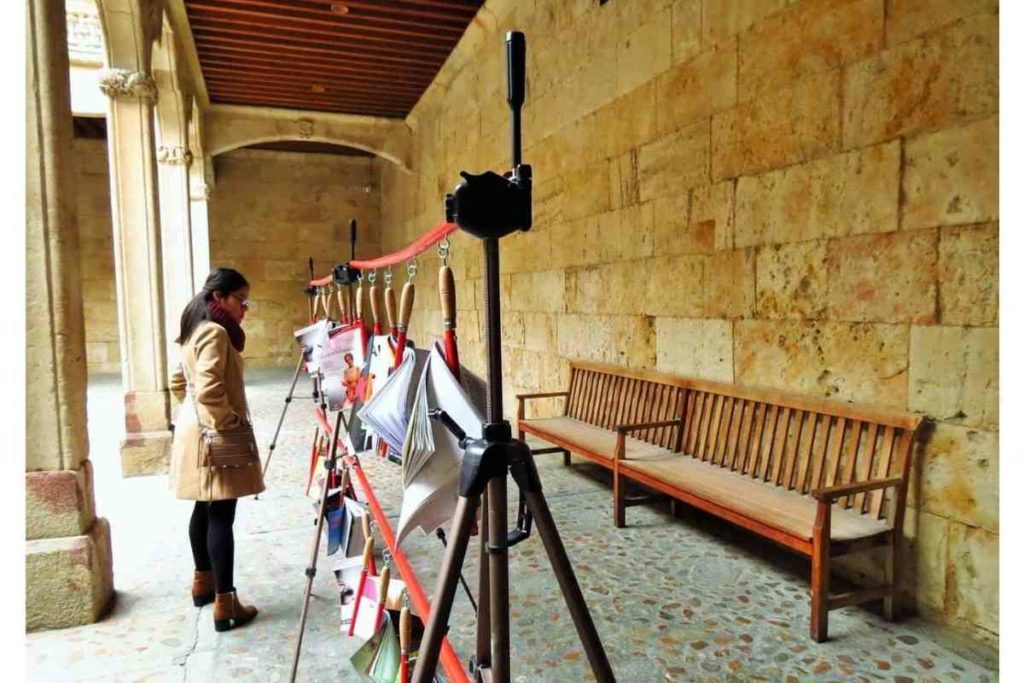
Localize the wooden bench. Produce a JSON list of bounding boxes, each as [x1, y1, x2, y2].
[[517, 361, 923, 642]]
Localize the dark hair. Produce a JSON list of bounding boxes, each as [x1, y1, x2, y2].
[[176, 268, 249, 344]]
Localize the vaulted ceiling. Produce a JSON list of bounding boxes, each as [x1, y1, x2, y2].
[[183, 0, 485, 118]]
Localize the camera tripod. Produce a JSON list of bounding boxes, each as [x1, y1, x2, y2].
[[411, 31, 615, 683]]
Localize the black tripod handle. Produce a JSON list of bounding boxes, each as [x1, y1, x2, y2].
[[428, 408, 468, 447]]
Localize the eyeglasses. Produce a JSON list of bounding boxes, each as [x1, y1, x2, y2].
[[230, 293, 251, 310]]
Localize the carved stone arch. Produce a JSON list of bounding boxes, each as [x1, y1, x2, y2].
[[204, 105, 413, 173]]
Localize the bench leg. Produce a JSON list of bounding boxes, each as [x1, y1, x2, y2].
[[884, 532, 899, 621], [612, 469, 625, 528], [562, 449, 571, 466], [810, 504, 831, 643]]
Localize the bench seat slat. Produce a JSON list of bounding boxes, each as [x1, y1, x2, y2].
[[621, 457, 890, 543], [521, 416, 676, 464]]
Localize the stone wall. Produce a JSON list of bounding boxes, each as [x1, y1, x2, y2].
[[208, 148, 382, 367], [377, 0, 999, 644], [73, 137, 119, 375]]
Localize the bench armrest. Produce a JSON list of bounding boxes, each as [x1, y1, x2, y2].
[[615, 419, 683, 435], [812, 476, 903, 502], [516, 391, 568, 421], [515, 391, 569, 400]]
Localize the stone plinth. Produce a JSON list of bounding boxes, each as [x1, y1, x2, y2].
[[120, 430, 172, 477]]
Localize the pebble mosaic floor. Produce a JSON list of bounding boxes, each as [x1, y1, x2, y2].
[[26, 369, 998, 682]]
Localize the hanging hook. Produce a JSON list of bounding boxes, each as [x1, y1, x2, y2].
[[437, 235, 451, 266], [368, 270, 377, 284], [384, 266, 393, 287], [407, 257, 418, 280], [382, 547, 393, 569]]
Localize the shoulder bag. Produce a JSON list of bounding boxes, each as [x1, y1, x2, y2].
[[180, 361, 259, 468]]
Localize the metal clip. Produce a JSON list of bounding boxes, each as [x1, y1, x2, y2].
[[402, 589, 411, 611], [437, 235, 451, 265], [407, 257, 418, 280], [368, 270, 377, 284], [384, 267, 393, 287], [382, 547, 393, 568]]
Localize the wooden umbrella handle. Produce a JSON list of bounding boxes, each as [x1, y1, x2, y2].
[[369, 283, 382, 326], [398, 282, 415, 332], [438, 265, 456, 329], [354, 281, 364, 320], [400, 605, 411, 649], [384, 285, 397, 331], [361, 536, 374, 570], [361, 512, 371, 539]]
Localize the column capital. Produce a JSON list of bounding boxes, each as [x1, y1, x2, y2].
[[98, 68, 157, 103], [189, 181, 212, 201], [156, 144, 193, 166]]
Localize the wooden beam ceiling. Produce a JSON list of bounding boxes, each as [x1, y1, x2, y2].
[[184, 0, 484, 118]]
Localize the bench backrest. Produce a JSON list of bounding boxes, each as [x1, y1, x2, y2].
[[566, 362, 923, 521]]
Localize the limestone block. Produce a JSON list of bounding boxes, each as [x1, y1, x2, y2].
[[120, 430, 172, 477], [885, 0, 998, 46], [608, 150, 640, 210], [501, 310, 525, 348], [948, 522, 998, 635], [591, 80, 659, 160], [903, 507, 949, 612], [556, 314, 656, 368], [842, 13, 997, 148], [938, 223, 998, 326], [567, 262, 647, 315], [562, 162, 611, 221], [655, 318, 733, 382], [705, 249, 755, 320], [638, 120, 710, 201], [533, 175, 565, 227], [739, 0, 883, 102], [909, 326, 997, 430], [601, 204, 654, 262], [655, 39, 737, 135], [711, 71, 840, 181], [690, 181, 735, 250], [505, 270, 566, 314], [734, 320, 909, 406], [701, 0, 788, 47], [26, 517, 114, 631], [734, 142, 899, 247], [616, 9, 672, 97], [643, 255, 705, 317], [25, 461, 97, 541], [523, 312, 556, 353], [826, 229, 938, 324], [123, 389, 171, 433], [919, 423, 997, 532], [903, 117, 999, 231], [755, 241, 828, 320], [669, 0, 701, 65]]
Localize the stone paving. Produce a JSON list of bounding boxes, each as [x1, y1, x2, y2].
[[27, 369, 997, 682]]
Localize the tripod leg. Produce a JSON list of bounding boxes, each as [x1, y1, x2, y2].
[[523, 488, 616, 683], [487, 477, 511, 683], [411, 495, 481, 683], [260, 353, 306, 486], [475, 491, 491, 675], [289, 455, 332, 682]]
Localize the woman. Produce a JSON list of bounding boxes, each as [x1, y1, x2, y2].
[[170, 268, 264, 632]]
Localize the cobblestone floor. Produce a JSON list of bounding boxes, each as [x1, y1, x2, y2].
[[27, 368, 997, 682]]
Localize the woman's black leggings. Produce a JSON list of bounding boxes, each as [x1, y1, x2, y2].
[[189, 499, 238, 594]]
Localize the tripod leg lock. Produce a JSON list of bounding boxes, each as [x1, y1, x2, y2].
[[305, 567, 316, 578]]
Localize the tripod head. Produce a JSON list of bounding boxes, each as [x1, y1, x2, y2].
[[444, 31, 532, 241]]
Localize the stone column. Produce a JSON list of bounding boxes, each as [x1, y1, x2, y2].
[[189, 163, 212, 289], [99, 58, 173, 474], [26, 0, 113, 630], [154, 29, 198, 365]]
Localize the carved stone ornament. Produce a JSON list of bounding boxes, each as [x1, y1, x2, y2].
[[98, 69, 158, 103], [190, 182, 212, 201], [297, 118, 314, 139], [157, 145, 194, 166]]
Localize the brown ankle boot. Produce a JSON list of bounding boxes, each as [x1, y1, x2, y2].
[[213, 590, 258, 632], [192, 570, 215, 607]]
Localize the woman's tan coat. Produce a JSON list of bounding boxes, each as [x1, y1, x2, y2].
[[169, 321, 265, 501]]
